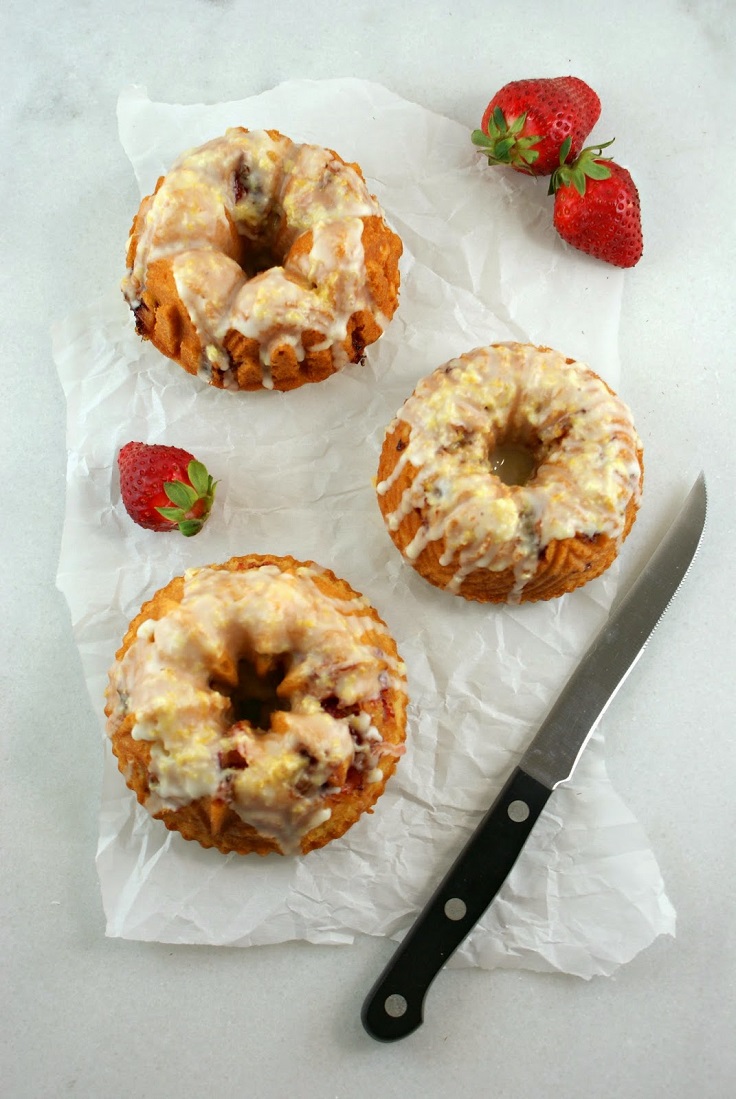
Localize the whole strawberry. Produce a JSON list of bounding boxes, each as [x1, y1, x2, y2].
[[118, 442, 217, 536], [550, 140, 643, 268], [472, 76, 601, 176]]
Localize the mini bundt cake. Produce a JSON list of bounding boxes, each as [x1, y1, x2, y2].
[[376, 342, 643, 603], [123, 128, 403, 391], [104, 555, 408, 855]]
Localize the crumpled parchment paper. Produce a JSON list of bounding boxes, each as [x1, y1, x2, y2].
[[53, 78, 674, 976]]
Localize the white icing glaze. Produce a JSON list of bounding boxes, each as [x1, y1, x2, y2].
[[122, 129, 391, 388], [377, 343, 642, 600], [105, 563, 405, 854]]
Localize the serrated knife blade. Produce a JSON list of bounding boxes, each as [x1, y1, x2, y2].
[[362, 473, 707, 1043]]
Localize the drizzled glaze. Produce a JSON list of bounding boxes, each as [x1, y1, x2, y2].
[[122, 129, 390, 389], [376, 343, 643, 601], [105, 563, 406, 854]]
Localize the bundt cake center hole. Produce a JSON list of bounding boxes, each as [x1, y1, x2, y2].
[[488, 442, 538, 486], [212, 656, 290, 728], [239, 240, 284, 279]]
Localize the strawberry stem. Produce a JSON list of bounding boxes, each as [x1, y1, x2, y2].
[[549, 138, 616, 197], [471, 108, 542, 171], [155, 459, 218, 536]]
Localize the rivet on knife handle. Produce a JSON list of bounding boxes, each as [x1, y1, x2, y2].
[[361, 767, 552, 1042]]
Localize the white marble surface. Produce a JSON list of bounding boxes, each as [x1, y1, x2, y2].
[[3, 2, 734, 1096]]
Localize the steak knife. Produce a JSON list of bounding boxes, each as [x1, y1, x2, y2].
[[362, 472, 707, 1042]]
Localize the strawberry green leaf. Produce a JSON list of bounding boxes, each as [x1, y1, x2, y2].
[[494, 137, 516, 158], [187, 460, 212, 496], [164, 480, 199, 510], [584, 160, 613, 181], [156, 506, 186, 522], [179, 519, 204, 537], [571, 168, 588, 196], [471, 129, 494, 148]]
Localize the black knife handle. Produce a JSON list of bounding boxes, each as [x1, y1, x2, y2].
[[361, 767, 552, 1042]]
